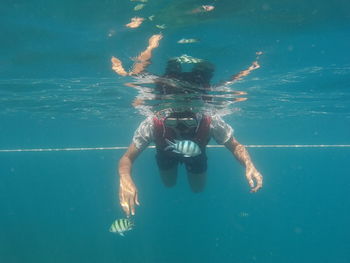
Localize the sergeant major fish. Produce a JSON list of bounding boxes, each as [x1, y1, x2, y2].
[[174, 54, 203, 64], [155, 24, 166, 29], [177, 38, 199, 44], [134, 4, 145, 11], [109, 218, 134, 236], [165, 139, 201, 157]]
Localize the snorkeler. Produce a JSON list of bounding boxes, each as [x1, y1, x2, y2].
[[115, 58, 263, 217]]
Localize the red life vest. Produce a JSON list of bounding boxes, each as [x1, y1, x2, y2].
[[153, 115, 211, 151]]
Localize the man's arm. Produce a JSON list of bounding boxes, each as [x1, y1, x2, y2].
[[111, 34, 163, 77], [118, 143, 144, 216], [130, 34, 163, 75], [213, 52, 262, 88], [224, 137, 263, 192]]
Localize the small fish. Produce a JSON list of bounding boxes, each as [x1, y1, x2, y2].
[[134, 4, 145, 11], [177, 38, 199, 44], [190, 5, 215, 14], [148, 15, 155, 21], [239, 212, 249, 217], [174, 54, 203, 64], [107, 29, 116, 38], [165, 139, 201, 157], [202, 5, 215, 12], [109, 218, 134, 236], [131, 0, 147, 2], [155, 24, 166, 29]]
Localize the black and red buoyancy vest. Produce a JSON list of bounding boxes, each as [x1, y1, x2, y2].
[[153, 115, 211, 152]]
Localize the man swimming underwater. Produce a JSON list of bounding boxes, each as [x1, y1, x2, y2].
[[113, 47, 263, 216]]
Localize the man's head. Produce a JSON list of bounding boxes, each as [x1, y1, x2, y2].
[[191, 61, 215, 85], [164, 59, 215, 86], [164, 110, 200, 133]]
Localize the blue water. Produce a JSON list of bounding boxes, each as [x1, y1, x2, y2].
[[1, 0, 350, 262]]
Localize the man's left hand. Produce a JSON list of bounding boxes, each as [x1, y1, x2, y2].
[[245, 165, 263, 192]]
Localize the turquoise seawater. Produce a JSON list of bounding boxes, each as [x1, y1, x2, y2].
[[1, 0, 350, 262]]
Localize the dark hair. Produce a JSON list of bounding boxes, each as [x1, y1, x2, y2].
[[192, 61, 215, 74], [168, 110, 196, 119], [164, 59, 214, 84], [157, 59, 214, 99], [164, 59, 182, 78], [191, 61, 215, 83]]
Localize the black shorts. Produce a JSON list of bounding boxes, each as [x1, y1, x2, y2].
[[156, 150, 207, 174]]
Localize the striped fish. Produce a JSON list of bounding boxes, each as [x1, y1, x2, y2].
[[155, 24, 166, 29], [174, 54, 203, 64], [109, 218, 134, 236], [134, 4, 145, 11], [165, 139, 201, 157], [177, 38, 199, 44]]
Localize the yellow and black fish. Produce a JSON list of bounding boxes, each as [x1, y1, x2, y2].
[[165, 139, 201, 157], [134, 4, 145, 11], [177, 38, 199, 44], [174, 54, 203, 64], [109, 218, 134, 236]]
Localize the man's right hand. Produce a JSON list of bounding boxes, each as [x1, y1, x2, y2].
[[119, 175, 139, 217]]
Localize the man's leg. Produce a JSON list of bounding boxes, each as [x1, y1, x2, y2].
[[185, 153, 207, 192], [156, 151, 179, 188], [187, 171, 206, 192], [159, 166, 178, 188]]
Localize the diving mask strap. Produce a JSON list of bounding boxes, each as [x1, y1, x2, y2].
[[195, 113, 202, 133]]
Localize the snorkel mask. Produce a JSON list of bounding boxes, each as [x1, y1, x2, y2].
[[164, 117, 198, 129], [163, 110, 202, 132]]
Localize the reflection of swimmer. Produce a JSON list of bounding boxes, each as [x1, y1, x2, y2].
[[190, 5, 215, 14], [116, 60, 263, 217], [111, 34, 163, 76], [216, 61, 261, 87], [125, 17, 144, 28], [133, 4, 145, 11], [177, 38, 200, 44], [125, 55, 261, 109]]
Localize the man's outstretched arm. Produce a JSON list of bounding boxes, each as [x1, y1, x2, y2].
[[111, 34, 163, 77], [214, 52, 262, 88], [224, 137, 263, 192], [118, 143, 144, 216], [130, 34, 163, 75]]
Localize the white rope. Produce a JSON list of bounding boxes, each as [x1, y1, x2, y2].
[[0, 144, 349, 153]]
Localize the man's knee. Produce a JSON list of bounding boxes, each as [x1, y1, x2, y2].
[[159, 167, 178, 188], [187, 172, 206, 193]]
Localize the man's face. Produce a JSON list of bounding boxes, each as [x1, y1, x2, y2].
[[164, 117, 198, 133]]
